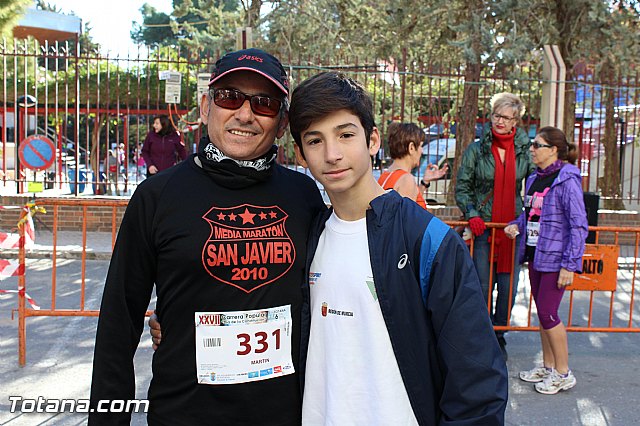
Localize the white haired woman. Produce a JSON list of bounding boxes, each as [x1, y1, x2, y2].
[[455, 92, 535, 360]]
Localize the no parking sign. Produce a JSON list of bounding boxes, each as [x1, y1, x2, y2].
[[18, 135, 56, 171]]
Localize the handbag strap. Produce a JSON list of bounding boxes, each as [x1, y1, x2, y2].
[[477, 190, 494, 211]]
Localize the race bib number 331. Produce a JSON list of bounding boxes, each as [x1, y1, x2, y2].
[[195, 305, 294, 385]]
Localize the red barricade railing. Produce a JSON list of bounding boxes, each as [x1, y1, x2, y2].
[[2, 199, 153, 366], [447, 221, 640, 333], [6, 202, 640, 366]]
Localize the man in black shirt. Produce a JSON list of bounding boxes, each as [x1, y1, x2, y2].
[[89, 49, 326, 425]]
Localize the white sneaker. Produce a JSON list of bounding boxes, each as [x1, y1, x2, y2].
[[535, 370, 576, 395], [519, 366, 552, 383]]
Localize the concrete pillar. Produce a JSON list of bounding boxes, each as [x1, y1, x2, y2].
[[236, 27, 253, 50], [541, 45, 566, 128]]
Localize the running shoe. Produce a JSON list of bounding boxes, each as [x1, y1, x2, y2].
[[519, 366, 552, 383], [535, 370, 576, 395]]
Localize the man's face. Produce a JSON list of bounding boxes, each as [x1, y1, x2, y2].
[[200, 70, 288, 161], [294, 109, 379, 197]]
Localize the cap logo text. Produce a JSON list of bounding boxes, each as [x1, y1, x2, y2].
[[238, 55, 263, 63]]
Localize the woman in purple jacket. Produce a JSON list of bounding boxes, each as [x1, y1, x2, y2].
[[504, 126, 588, 395], [141, 115, 187, 176]]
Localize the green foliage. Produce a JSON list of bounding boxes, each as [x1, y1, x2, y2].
[[78, 23, 101, 55], [0, 0, 31, 35], [173, 0, 241, 54], [132, 0, 241, 54], [35, 1, 62, 13], [263, 0, 448, 63], [131, 4, 175, 47]]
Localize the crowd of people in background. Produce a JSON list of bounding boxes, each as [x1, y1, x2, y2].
[[77, 115, 186, 196]]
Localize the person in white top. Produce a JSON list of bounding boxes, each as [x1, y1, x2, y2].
[[289, 72, 507, 425]]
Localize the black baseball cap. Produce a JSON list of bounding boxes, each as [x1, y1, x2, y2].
[[208, 48, 289, 95]]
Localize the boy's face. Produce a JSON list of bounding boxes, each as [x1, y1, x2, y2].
[[294, 109, 380, 197]]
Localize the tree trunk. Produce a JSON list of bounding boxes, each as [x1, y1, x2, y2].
[[89, 115, 107, 183], [447, 60, 481, 204], [557, 1, 576, 143], [599, 58, 625, 210], [247, 0, 262, 28], [562, 70, 576, 144]]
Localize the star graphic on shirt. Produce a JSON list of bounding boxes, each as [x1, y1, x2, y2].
[[228, 212, 237, 221], [217, 212, 226, 221], [269, 211, 277, 219], [239, 208, 256, 224], [259, 211, 267, 220]]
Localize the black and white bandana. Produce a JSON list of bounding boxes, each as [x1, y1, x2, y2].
[[196, 136, 278, 189], [200, 139, 277, 171]]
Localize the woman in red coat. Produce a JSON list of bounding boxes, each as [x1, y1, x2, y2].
[[141, 115, 187, 176]]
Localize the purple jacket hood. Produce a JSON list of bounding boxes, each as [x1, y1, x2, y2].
[[511, 163, 589, 272]]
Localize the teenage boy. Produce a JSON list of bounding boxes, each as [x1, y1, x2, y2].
[[289, 72, 508, 425]]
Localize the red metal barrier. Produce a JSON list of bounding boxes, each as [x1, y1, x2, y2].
[[9, 206, 640, 366], [10, 199, 152, 366], [446, 221, 640, 333]]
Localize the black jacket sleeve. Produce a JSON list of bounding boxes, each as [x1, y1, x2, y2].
[[427, 233, 508, 425], [89, 185, 157, 425]]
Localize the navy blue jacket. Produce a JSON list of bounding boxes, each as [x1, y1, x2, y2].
[[301, 191, 508, 425]]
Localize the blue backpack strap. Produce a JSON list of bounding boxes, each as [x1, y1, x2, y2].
[[419, 217, 450, 307]]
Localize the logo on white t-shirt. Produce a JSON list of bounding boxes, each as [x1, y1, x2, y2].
[[366, 277, 377, 301], [309, 272, 321, 285], [320, 302, 354, 318]]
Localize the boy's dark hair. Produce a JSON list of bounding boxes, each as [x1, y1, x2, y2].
[[289, 72, 375, 157]]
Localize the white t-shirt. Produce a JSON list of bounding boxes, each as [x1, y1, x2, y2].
[[302, 212, 418, 426]]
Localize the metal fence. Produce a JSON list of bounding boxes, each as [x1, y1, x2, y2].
[[1, 40, 639, 205], [456, 223, 640, 334]]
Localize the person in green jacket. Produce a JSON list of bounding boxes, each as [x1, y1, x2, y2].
[[455, 92, 534, 361]]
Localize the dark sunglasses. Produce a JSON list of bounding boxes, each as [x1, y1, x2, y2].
[[530, 141, 553, 149], [212, 88, 282, 117]]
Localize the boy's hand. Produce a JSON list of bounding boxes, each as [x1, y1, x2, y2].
[[149, 312, 162, 350]]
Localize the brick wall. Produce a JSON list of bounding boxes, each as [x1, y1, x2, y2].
[[1, 195, 127, 232], [596, 210, 640, 245], [1, 195, 639, 239]]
